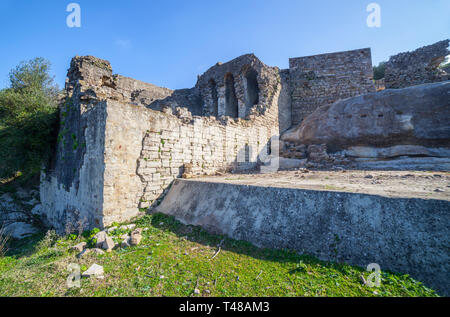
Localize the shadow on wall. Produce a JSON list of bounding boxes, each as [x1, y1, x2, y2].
[[146, 212, 361, 274]]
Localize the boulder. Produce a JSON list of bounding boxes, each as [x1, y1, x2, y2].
[[130, 228, 143, 246], [4, 222, 38, 239], [77, 248, 91, 259], [94, 231, 108, 248], [82, 264, 104, 279], [281, 82, 450, 152], [92, 248, 105, 255], [71, 242, 87, 252], [120, 224, 136, 231], [121, 236, 131, 248], [102, 236, 115, 252]]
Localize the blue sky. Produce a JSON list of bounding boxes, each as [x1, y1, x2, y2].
[[0, 0, 449, 90]]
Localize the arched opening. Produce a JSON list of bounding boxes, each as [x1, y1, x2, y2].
[[208, 79, 218, 117], [224, 73, 238, 118], [244, 68, 259, 109]]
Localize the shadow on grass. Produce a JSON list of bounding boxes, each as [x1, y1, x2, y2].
[[138, 212, 365, 278]]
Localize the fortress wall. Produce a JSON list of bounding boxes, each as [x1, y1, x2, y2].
[[102, 100, 279, 226], [41, 56, 281, 231], [289, 48, 375, 125], [384, 39, 450, 89]]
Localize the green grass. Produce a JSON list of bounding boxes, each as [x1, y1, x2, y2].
[[0, 213, 439, 297]]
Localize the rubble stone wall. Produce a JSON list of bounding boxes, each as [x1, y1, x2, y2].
[[384, 40, 450, 89], [41, 56, 280, 231], [289, 48, 376, 125]]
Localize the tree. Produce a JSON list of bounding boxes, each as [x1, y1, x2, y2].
[[0, 58, 60, 181], [373, 62, 386, 80]]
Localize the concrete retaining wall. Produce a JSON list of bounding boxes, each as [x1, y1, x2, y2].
[[156, 179, 450, 295]]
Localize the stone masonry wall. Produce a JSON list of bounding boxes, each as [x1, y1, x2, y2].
[[103, 100, 278, 225], [289, 48, 375, 125], [41, 56, 281, 232], [384, 40, 450, 89]]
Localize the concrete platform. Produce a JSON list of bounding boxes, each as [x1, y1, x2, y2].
[[156, 170, 450, 295]]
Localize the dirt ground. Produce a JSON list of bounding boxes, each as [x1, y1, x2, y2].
[[192, 170, 450, 201]]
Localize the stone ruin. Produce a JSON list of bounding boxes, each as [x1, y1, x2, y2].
[[37, 41, 450, 295], [40, 47, 379, 232], [384, 39, 449, 89], [39, 40, 449, 233]]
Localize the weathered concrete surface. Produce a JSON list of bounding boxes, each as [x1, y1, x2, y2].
[[156, 178, 450, 295], [282, 81, 450, 152]]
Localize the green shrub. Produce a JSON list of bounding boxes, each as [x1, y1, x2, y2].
[[0, 58, 60, 182], [373, 61, 386, 80]]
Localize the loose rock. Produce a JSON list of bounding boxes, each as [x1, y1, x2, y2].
[[102, 236, 115, 252], [130, 228, 143, 246], [82, 264, 104, 279], [71, 242, 87, 252]]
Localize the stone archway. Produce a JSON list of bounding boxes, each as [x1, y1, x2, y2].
[[224, 73, 238, 118]]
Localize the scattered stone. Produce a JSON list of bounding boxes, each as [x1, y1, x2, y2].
[[434, 188, 444, 192], [364, 175, 373, 179], [4, 222, 38, 240], [121, 236, 131, 248], [71, 242, 87, 252], [94, 231, 108, 248], [119, 224, 136, 231], [130, 228, 143, 246], [92, 248, 105, 255], [82, 264, 104, 279], [194, 289, 200, 295], [106, 226, 117, 234], [77, 248, 91, 259], [102, 236, 115, 252], [120, 233, 129, 240]]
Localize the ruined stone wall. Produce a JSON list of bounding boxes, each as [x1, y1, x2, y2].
[[384, 40, 450, 89], [195, 54, 281, 121], [103, 100, 278, 225], [289, 48, 375, 125], [41, 56, 281, 232]]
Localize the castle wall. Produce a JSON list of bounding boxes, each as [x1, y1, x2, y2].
[[289, 48, 375, 125], [102, 100, 279, 226], [384, 40, 449, 89], [41, 56, 281, 232]]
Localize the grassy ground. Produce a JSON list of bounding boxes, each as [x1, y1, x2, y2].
[[0, 213, 439, 297]]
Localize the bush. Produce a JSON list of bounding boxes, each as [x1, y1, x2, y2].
[[0, 58, 60, 182], [373, 61, 386, 80]]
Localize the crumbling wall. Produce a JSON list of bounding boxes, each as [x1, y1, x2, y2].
[[288, 48, 375, 125], [102, 100, 278, 225], [384, 40, 450, 89], [41, 55, 281, 231], [196, 54, 281, 121]]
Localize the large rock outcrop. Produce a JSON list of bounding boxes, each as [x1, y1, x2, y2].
[[281, 81, 450, 153]]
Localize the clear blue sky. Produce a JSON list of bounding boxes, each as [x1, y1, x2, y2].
[[0, 0, 449, 90]]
